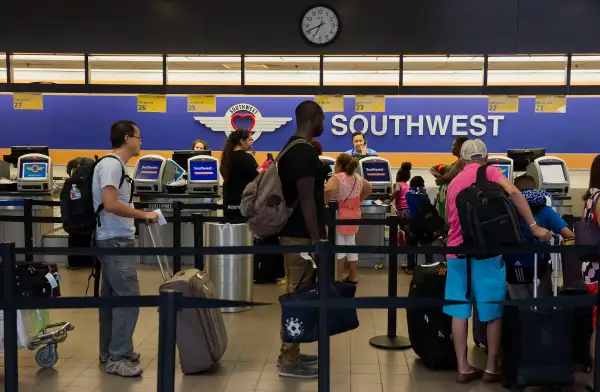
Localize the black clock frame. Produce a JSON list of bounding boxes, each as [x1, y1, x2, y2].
[[299, 4, 342, 47]]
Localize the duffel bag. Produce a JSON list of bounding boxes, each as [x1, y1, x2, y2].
[[279, 262, 358, 343]]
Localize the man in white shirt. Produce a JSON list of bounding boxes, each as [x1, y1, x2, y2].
[[93, 120, 158, 377]]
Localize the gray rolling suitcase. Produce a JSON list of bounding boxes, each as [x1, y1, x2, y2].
[[148, 224, 228, 374]]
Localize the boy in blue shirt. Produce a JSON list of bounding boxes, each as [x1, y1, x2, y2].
[[504, 175, 574, 299]]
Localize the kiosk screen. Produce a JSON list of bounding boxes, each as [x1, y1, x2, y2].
[[540, 163, 566, 183], [21, 162, 48, 179], [135, 160, 162, 181], [190, 160, 218, 181], [492, 164, 511, 179], [362, 162, 390, 182]]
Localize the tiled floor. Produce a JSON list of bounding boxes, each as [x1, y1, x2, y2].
[[0, 266, 591, 391]]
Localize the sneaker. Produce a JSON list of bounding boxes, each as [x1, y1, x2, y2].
[[279, 362, 318, 379], [100, 352, 141, 364], [277, 354, 318, 368], [105, 359, 143, 377]]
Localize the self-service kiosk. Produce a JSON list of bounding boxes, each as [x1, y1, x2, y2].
[[133, 155, 181, 193], [17, 153, 53, 191], [488, 156, 514, 182], [319, 156, 336, 174], [526, 156, 571, 216], [187, 155, 220, 195], [357, 157, 393, 197]]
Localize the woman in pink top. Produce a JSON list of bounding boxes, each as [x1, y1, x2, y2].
[[325, 153, 372, 283]]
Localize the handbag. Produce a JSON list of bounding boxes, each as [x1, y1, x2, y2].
[[575, 191, 600, 262], [279, 260, 359, 343]]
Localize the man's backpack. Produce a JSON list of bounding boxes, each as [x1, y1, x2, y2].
[[60, 155, 130, 235], [455, 164, 523, 298], [240, 139, 309, 239]]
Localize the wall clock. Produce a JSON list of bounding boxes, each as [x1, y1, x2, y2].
[[300, 5, 340, 46]]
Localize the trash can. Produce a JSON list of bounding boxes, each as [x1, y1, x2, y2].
[[204, 222, 254, 313]]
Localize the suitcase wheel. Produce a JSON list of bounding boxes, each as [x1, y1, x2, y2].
[[583, 365, 592, 374], [35, 344, 59, 368]]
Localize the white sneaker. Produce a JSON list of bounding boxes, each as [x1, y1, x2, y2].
[[105, 359, 143, 377]]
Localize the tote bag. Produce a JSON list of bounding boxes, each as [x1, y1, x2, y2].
[[575, 191, 600, 262]]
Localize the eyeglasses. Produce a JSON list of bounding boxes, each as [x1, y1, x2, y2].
[[130, 135, 142, 142]]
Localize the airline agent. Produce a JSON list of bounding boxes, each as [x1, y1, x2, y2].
[[345, 132, 377, 157], [192, 139, 209, 151]]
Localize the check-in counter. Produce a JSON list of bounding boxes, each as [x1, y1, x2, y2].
[[356, 200, 391, 268], [136, 193, 221, 265], [0, 192, 55, 261]]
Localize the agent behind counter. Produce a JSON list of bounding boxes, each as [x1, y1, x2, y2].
[[346, 132, 377, 158]]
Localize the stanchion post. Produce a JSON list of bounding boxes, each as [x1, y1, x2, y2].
[[327, 201, 338, 280], [369, 216, 411, 350], [193, 213, 204, 271], [157, 290, 181, 392], [24, 199, 33, 262], [3, 243, 19, 392], [317, 240, 331, 392], [594, 287, 600, 392], [173, 202, 182, 274]]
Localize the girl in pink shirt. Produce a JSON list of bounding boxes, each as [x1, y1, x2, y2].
[[325, 153, 372, 283], [388, 162, 412, 219]]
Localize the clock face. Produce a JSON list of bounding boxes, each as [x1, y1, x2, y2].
[[301, 6, 340, 46]]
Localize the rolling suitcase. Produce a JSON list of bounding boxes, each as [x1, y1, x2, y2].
[[502, 253, 574, 391], [472, 303, 487, 349], [406, 261, 457, 370], [560, 245, 593, 373], [148, 224, 228, 374]]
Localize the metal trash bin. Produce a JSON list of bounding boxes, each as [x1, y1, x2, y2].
[[204, 222, 254, 313]]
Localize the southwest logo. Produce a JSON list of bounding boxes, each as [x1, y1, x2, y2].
[[25, 165, 45, 173], [195, 103, 292, 142]]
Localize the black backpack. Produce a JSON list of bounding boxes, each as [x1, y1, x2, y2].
[[60, 155, 131, 235], [455, 164, 522, 298]]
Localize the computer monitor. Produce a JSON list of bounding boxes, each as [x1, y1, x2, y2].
[[21, 162, 48, 179], [361, 160, 391, 183], [189, 158, 218, 182], [171, 150, 212, 172], [539, 162, 568, 183], [135, 158, 163, 181], [507, 148, 546, 172], [4, 146, 50, 167]]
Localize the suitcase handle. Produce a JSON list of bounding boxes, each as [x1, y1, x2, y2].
[[147, 223, 173, 282]]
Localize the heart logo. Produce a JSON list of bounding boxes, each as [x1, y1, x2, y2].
[[230, 113, 256, 131]]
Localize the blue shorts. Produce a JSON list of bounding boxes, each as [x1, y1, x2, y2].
[[443, 257, 506, 323]]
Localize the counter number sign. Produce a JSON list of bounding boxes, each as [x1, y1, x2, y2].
[[535, 95, 567, 113], [187, 95, 216, 112], [137, 95, 167, 113], [13, 93, 43, 111], [355, 95, 385, 113], [487, 95, 519, 113], [315, 95, 344, 112]]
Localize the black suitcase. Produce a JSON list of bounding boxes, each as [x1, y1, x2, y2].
[[253, 236, 285, 284], [560, 287, 593, 373], [472, 303, 488, 349], [0, 262, 62, 299], [502, 254, 574, 391], [407, 261, 457, 370]]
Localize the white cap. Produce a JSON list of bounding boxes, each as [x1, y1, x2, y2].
[[460, 139, 488, 161]]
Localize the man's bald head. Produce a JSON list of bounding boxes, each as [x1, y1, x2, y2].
[[295, 100, 325, 138]]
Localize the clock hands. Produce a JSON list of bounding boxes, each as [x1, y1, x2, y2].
[[305, 21, 325, 35]]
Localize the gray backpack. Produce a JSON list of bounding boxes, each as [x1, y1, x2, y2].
[[240, 139, 309, 239]]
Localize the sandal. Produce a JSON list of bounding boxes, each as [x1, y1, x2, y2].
[[342, 277, 358, 285]]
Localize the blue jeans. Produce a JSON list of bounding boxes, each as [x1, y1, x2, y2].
[[97, 237, 140, 361]]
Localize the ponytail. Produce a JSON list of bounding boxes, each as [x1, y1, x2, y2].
[[220, 128, 251, 182], [335, 153, 359, 176]]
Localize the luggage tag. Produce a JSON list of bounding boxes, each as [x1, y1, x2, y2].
[[300, 253, 317, 269], [45, 273, 59, 289]]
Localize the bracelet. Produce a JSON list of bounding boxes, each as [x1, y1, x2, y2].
[[529, 222, 538, 228]]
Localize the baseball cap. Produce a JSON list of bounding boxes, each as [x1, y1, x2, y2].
[[460, 139, 488, 161]]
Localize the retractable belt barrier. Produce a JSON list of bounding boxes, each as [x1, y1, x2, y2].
[[1, 200, 600, 392]]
